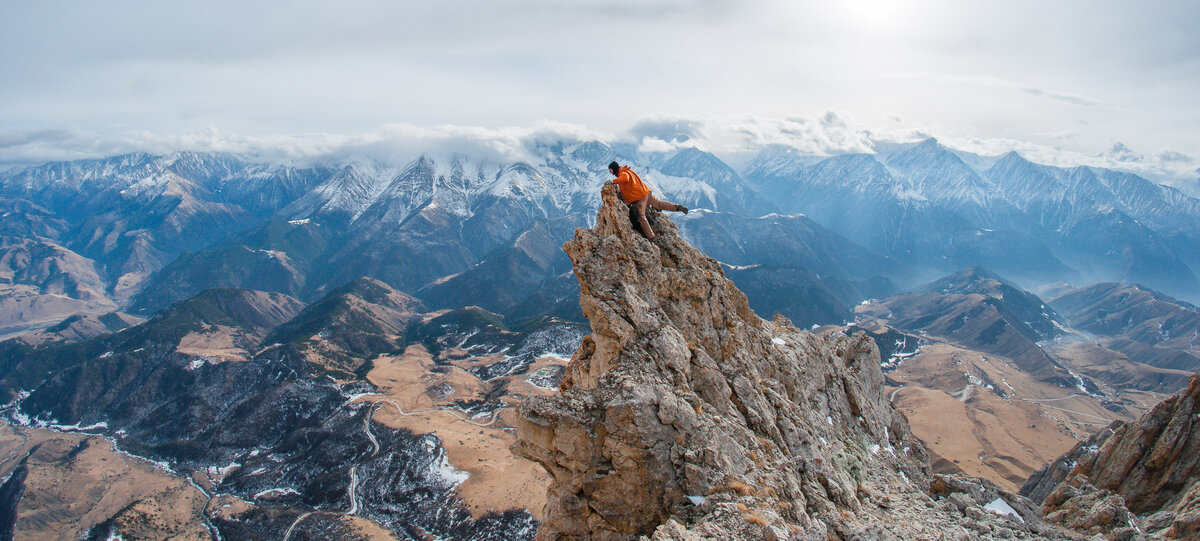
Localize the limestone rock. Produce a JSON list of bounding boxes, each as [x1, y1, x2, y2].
[[1166, 481, 1200, 539], [513, 182, 1067, 540], [1042, 476, 1139, 538]]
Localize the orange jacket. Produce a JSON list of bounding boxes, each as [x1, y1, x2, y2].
[[612, 166, 651, 204]]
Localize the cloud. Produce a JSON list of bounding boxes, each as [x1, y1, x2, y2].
[[1158, 150, 1192, 163], [0, 122, 612, 168], [626, 112, 883, 158], [0, 113, 883, 167], [637, 137, 683, 154], [1102, 142, 1144, 163], [2, 115, 1197, 197], [629, 116, 704, 144], [1043, 130, 1082, 142], [522, 0, 736, 19], [1019, 87, 1104, 107]]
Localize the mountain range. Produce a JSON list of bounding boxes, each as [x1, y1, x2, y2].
[[2, 138, 1199, 340]]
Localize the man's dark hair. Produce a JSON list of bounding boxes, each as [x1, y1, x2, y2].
[[608, 161, 620, 174]]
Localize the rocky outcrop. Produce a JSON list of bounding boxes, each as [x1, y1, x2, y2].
[[1022, 373, 1200, 538], [513, 182, 1066, 540]]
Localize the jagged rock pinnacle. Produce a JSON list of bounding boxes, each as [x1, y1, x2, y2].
[[512, 183, 1066, 540]]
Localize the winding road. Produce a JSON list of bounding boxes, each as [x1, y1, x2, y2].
[[366, 395, 504, 428], [1026, 394, 1090, 403], [282, 511, 312, 541], [284, 403, 383, 538], [347, 404, 381, 516], [1035, 404, 1114, 423], [347, 466, 360, 515], [283, 395, 500, 538]]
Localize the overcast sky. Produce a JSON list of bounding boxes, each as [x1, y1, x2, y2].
[[1, 0, 1198, 189]]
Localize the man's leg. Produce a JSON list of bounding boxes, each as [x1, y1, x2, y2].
[[647, 194, 686, 213], [634, 196, 655, 239]]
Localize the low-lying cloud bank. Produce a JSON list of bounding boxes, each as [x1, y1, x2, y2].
[[2, 113, 1197, 195]]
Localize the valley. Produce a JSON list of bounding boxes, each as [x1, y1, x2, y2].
[[845, 269, 1196, 490], [0, 278, 580, 539], [0, 422, 210, 540], [879, 340, 1168, 490], [357, 345, 566, 520]]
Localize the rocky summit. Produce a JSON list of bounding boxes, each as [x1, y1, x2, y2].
[[512, 182, 1069, 540]]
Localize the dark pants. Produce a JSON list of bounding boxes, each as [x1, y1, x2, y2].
[[631, 193, 679, 239]]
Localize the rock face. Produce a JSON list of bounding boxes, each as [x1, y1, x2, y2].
[[513, 183, 1065, 540], [1022, 374, 1200, 538]]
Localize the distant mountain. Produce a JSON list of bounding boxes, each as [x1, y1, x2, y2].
[[147, 287, 305, 333], [722, 264, 855, 328], [0, 287, 303, 398], [419, 216, 583, 322], [4, 137, 1199, 331], [0, 236, 109, 301], [657, 147, 765, 214], [128, 218, 333, 314], [675, 210, 898, 327], [264, 277, 425, 375], [1049, 283, 1200, 373], [981, 153, 1200, 297], [676, 210, 895, 279], [47, 151, 593, 314], [920, 266, 1067, 342], [884, 138, 1017, 228], [0, 236, 116, 334], [744, 139, 1200, 301], [743, 151, 1078, 286], [861, 267, 1080, 385], [72, 146, 896, 328], [0, 197, 68, 239], [868, 293, 1075, 385], [14, 311, 142, 346], [0, 152, 327, 302]]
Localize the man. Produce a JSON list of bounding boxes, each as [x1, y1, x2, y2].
[[607, 161, 688, 240]]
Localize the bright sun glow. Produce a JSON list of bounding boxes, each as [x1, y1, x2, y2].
[[826, 0, 928, 35]]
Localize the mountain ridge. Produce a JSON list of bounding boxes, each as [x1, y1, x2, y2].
[[4, 138, 1200, 336]]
